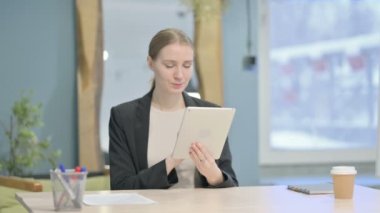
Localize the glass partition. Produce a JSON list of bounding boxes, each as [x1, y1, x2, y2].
[[100, 0, 194, 154]]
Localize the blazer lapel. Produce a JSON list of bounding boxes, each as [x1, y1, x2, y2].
[[183, 92, 197, 107], [134, 91, 153, 169]]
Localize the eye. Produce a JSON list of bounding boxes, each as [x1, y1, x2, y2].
[[183, 63, 192, 69], [165, 64, 175, 68]]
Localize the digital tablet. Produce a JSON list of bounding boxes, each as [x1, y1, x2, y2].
[[287, 183, 333, 195], [171, 107, 236, 159]]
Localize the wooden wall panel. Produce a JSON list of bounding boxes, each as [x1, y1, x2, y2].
[[76, 0, 104, 172], [194, 0, 224, 106]]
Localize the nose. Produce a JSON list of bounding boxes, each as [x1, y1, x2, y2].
[[174, 66, 184, 79]]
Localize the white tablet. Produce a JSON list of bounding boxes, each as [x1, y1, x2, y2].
[[171, 107, 236, 159]]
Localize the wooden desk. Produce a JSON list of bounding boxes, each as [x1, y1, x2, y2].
[[16, 185, 380, 213]]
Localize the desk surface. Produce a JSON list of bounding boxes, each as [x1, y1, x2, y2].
[[16, 185, 380, 213]]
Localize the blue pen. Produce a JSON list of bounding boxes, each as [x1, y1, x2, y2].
[[80, 166, 87, 172], [59, 163, 66, 173], [58, 163, 69, 183]]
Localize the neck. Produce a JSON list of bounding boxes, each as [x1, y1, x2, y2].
[[152, 89, 185, 111]]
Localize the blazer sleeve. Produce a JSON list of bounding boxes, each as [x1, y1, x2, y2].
[[109, 107, 178, 190], [214, 138, 239, 187]]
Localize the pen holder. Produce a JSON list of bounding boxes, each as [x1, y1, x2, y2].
[[50, 169, 87, 211]]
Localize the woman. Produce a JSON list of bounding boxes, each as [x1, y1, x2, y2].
[[109, 28, 238, 189]]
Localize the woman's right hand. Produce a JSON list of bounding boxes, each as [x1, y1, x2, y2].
[[165, 157, 184, 175]]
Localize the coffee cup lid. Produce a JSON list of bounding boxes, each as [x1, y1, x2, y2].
[[330, 166, 357, 175]]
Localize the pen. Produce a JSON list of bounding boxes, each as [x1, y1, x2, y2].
[[75, 166, 81, 173], [59, 163, 66, 173], [55, 165, 81, 209], [55, 169, 75, 208]]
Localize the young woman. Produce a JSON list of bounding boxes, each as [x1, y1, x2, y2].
[[109, 28, 238, 189]]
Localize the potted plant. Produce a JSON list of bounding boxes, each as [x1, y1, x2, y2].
[[0, 92, 61, 176]]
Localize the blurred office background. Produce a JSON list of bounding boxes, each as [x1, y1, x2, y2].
[[1, 0, 379, 188]]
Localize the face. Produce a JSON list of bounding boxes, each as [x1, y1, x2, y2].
[[148, 43, 194, 95]]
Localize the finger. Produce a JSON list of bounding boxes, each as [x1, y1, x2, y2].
[[191, 142, 206, 162], [189, 148, 203, 164], [195, 142, 213, 161]]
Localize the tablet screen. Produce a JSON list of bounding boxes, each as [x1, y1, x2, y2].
[[171, 107, 235, 159]]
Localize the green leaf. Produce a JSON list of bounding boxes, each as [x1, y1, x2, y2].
[[0, 91, 61, 175]]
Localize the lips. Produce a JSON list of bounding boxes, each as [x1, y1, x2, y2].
[[172, 83, 183, 89]]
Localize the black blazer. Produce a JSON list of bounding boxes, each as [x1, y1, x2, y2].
[[109, 90, 238, 190]]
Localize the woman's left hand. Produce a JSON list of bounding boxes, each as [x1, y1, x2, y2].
[[189, 142, 224, 186]]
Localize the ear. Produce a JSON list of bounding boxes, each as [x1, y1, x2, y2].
[[147, 56, 154, 70]]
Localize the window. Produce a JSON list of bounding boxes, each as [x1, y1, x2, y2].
[[259, 0, 380, 164]]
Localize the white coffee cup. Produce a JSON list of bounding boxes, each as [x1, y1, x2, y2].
[[330, 166, 357, 199]]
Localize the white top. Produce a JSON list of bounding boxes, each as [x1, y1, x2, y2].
[[147, 106, 195, 188]]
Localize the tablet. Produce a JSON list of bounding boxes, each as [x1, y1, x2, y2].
[[287, 183, 333, 195], [171, 107, 236, 159]]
